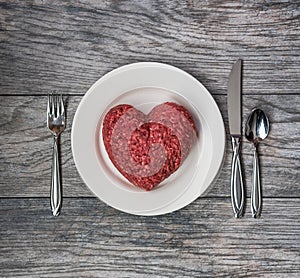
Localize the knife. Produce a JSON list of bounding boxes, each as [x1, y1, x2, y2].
[[227, 59, 245, 218]]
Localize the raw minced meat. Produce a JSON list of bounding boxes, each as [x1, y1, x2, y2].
[[102, 102, 197, 191]]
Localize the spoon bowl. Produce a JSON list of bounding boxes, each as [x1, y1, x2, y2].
[[245, 109, 269, 145], [245, 108, 270, 218]]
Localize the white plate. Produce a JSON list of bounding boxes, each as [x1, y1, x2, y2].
[[71, 62, 225, 215]]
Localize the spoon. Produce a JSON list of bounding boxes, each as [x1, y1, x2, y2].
[[245, 108, 270, 218]]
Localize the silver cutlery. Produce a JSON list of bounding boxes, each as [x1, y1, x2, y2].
[[245, 108, 269, 218], [47, 94, 65, 216], [227, 59, 245, 218]]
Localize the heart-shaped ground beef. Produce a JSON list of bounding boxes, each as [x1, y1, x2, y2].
[[102, 102, 197, 191]]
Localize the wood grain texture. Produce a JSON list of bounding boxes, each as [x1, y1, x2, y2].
[[0, 0, 299, 96], [0, 198, 299, 277], [0, 1, 299, 277], [0, 95, 299, 197]]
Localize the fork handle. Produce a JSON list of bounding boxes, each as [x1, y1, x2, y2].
[[51, 136, 62, 216]]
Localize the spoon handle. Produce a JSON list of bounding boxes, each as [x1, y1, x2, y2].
[[251, 147, 262, 218], [230, 137, 245, 218]]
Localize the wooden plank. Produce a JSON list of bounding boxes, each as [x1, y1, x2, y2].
[[0, 95, 300, 197], [0, 197, 299, 277], [0, 0, 299, 95], [0, 1, 299, 277], [0, 95, 299, 198]]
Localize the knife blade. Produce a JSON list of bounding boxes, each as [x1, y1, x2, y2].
[[227, 59, 245, 218]]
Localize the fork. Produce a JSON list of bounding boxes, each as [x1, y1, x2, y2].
[[47, 94, 65, 216]]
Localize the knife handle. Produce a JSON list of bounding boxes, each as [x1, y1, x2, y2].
[[230, 136, 245, 218]]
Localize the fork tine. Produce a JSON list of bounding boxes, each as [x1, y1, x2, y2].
[[51, 94, 55, 115], [60, 94, 64, 115], [56, 94, 60, 116], [47, 94, 51, 114]]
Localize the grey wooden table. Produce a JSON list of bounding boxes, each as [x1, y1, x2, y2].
[[1, 1, 299, 277]]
